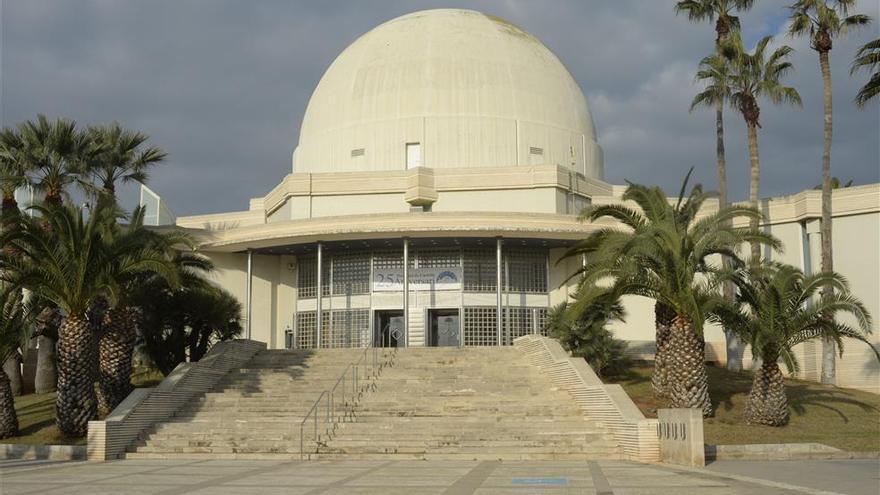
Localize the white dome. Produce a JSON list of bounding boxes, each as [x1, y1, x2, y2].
[[293, 9, 603, 179]]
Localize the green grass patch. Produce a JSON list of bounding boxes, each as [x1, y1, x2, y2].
[[1, 368, 166, 446], [609, 364, 880, 452]]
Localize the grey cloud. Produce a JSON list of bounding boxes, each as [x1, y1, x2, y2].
[[2, 0, 877, 216]]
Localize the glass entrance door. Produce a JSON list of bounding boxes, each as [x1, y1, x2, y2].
[[374, 310, 404, 347], [428, 309, 460, 347]]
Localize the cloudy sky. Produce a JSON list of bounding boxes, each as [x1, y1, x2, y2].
[[2, 0, 877, 216]]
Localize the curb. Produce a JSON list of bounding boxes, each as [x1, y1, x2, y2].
[[0, 444, 87, 461], [705, 443, 880, 462]]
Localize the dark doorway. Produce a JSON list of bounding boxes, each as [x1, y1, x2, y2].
[[374, 310, 404, 347], [428, 309, 460, 347]]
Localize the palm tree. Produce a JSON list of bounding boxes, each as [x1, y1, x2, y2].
[[568, 172, 780, 415], [0, 130, 30, 397], [545, 285, 629, 378], [852, 38, 880, 106], [675, 0, 755, 224], [0, 202, 177, 436], [95, 208, 192, 415], [726, 34, 802, 261], [719, 262, 875, 425], [83, 123, 166, 205], [691, 52, 748, 371], [0, 129, 30, 230], [17, 115, 93, 206], [0, 293, 28, 439], [789, 1, 870, 386], [75, 124, 167, 415]]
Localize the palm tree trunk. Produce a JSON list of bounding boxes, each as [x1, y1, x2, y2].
[[2, 353, 22, 396], [652, 302, 675, 399], [0, 367, 18, 439], [34, 307, 62, 394], [34, 335, 58, 393], [716, 99, 743, 372], [745, 360, 789, 426], [55, 314, 97, 437], [747, 121, 762, 262], [667, 314, 713, 417], [96, 307, 137, 417], [818, 49, 836, 386]]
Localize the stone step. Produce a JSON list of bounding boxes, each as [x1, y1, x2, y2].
[[125, 451, 621, 461]]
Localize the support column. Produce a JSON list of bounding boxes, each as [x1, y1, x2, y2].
[[496, 237, 503, 346], [246, 249, 253, 340], [403, 237, 409, 347], [316, 241, 323, 348]]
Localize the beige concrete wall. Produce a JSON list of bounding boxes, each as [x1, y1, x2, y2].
[[431, 188, 559, 214], [206, 252, 289, 349], [831, 213, 880, 392]]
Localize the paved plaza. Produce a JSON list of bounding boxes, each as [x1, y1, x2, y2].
[[1, 458, 870, 494]]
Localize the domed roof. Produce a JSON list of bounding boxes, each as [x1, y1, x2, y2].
[[293, 9, 603, 179]]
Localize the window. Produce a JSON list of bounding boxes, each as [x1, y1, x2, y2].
[[406, 142, 422, 168], [506, 249, 548, 293], [297, 256, 317, 299], [331, 253, 370, 296], [463, 248, 496, 292], [463, 307, 498, 347]]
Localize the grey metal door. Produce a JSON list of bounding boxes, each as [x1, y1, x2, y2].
[[430, 310, 460, 347]]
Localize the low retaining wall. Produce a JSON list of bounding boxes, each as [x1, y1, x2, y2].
[[658, 408, 705, 466], [0, 443, 86, 460], [87, 339, 266, 461], [513, 335, 660, 462]]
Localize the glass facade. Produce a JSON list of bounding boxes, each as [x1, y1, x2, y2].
[[293, 244, 551, 349]]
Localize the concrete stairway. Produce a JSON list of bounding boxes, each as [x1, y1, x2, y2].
[[126, 348, 381, 459], [319, 347, 622, 460], [125, 346, 622, 460]]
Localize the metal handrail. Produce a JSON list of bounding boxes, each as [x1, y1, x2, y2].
[[298, 343, 388, 459], [299, 390, 326, 459]]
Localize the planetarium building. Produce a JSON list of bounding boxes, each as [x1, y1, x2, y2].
[[173, 9, 880, 392]]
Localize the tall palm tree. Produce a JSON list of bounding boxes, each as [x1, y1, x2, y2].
[[96, 208, 193, 415], [675, 0, 755, 223], [788, 0, 871, 384], [13, 116, 93, 395], [0, 129, 32, 397], [852, 38, 880, 106], [726, 34, 802, 261], [0, 202, 176, 436], [0, 292, 28, 439], [719, 262, 875, 425], [675, 1, 758, 374], [691, 52, 748, 371], [568, 172, 780, 416], [77, 123, 168, 415], [789, 1, 870, 386]]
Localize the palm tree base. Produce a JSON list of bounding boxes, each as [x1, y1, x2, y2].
[[0, 369, 19, 439], [667, 315, 713, 417], [745, 361, 789, 426], [97, 308, 137, 417], [55, 316, 97, 437], [652, 302, 675, 400]]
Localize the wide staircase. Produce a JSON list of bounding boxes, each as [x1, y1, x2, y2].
[[126, 346, 622, 460], [320, 347, 621, 460]]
